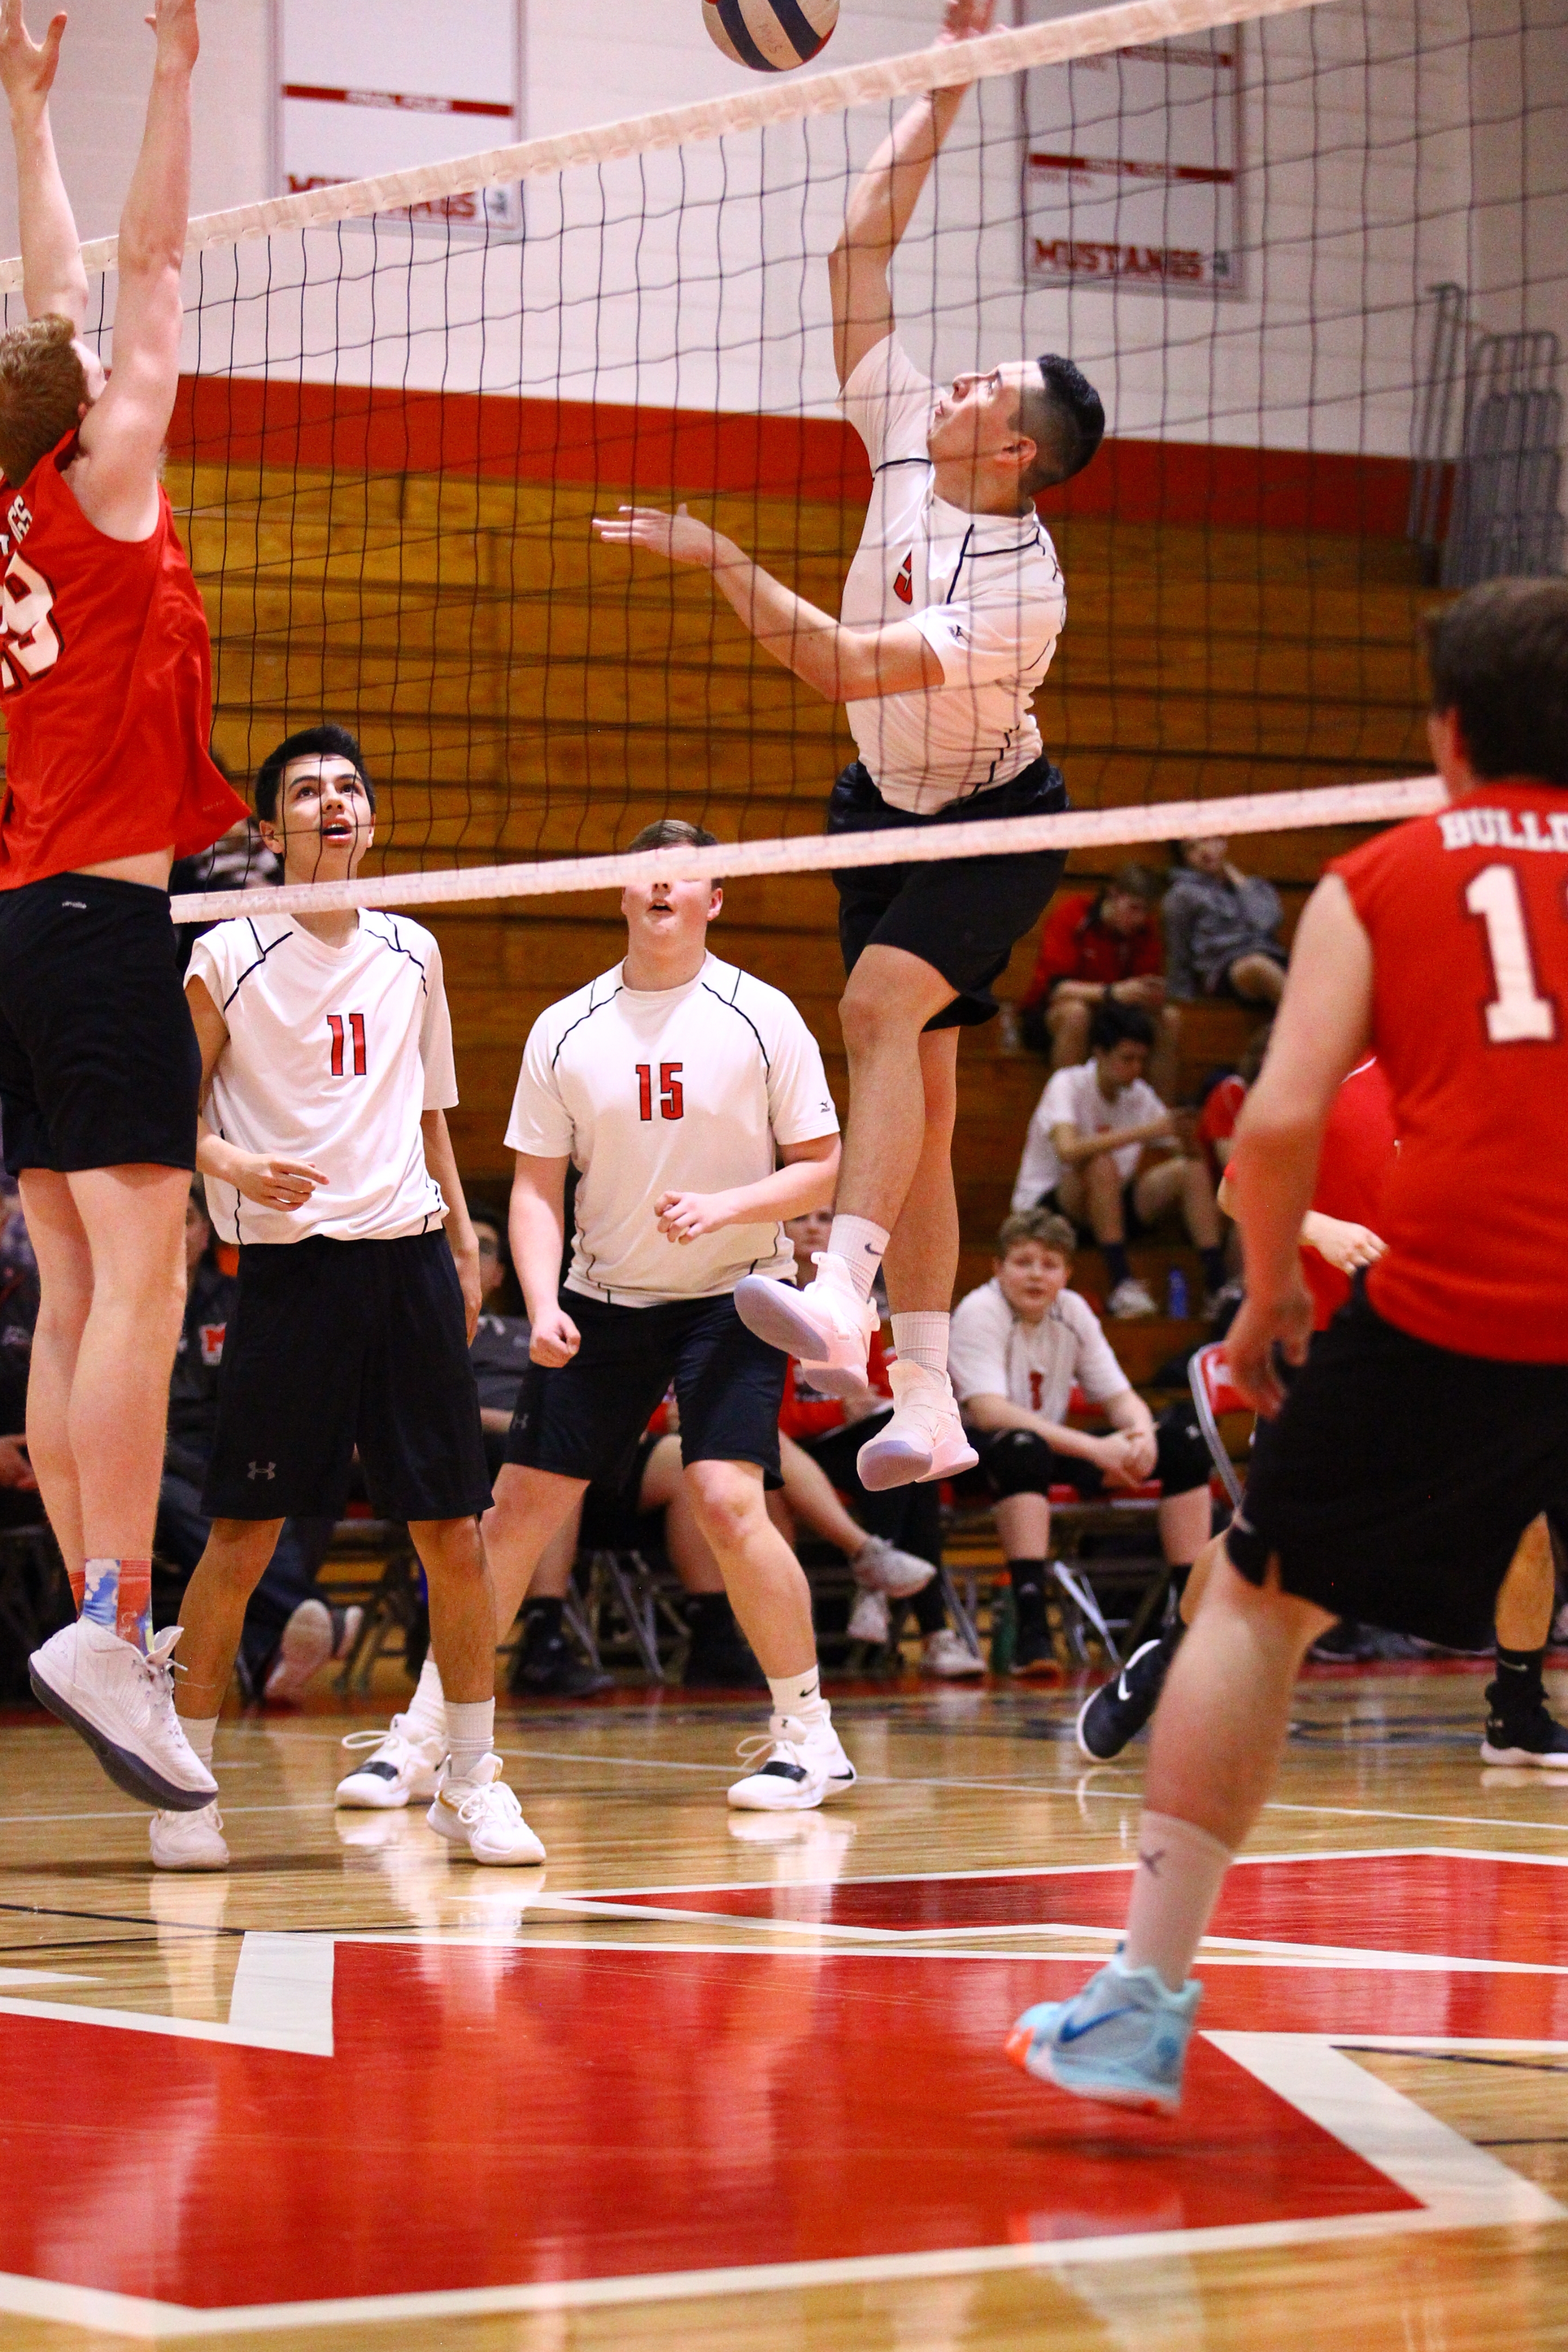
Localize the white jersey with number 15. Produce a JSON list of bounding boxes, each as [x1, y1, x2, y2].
[[505, 953, 839, 1307]]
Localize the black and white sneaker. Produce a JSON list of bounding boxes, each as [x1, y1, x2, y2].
[[1075, 1633, 1179, 1761], [510, 1629, 612, 1700], [1480, 1698, 1568, 1769], [1009, 1622, 1058, 1679], [726, 1713, 856, 1812]]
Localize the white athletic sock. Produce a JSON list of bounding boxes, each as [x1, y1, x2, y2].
[[403, 1656, 446, 1744], [1120, 1808, 1233, 1993], [891, 1312, 950, 1379], [444, 1699, 495, 1786], [181, 1714, 219, 1768], [768, 1667, 829, 1728], [825, 1215, 889, 1304]]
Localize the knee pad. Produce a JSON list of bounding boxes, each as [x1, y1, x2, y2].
[[1157, 1411, 1213, 1497], [983, 1428, 1055, 1499]]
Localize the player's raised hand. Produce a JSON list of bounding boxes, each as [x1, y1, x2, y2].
[[1224, 1277, 1313, 1418], [529, 1302, 581, 1368], [229, 1153, 328, 1212], [934, 0, 995, 47], [144, 0, 199, 69], [592, 504, 721, 571], [655, 1189, 732, 1245], [0, 2, 67, 113]]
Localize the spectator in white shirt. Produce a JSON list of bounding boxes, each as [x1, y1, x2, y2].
[[1012, 1002, 1227, 1318], [947, 1212, 1212, 1675]]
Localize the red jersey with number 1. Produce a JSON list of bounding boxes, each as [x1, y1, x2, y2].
[[0, 430, 246, 887], [1330, 783, 1568, 1362]]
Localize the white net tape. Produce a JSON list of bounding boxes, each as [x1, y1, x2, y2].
[[169, 777, 1443, 924], [0, 0, 1332, 291]]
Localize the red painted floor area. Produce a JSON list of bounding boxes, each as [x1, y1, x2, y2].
[[619, 1853, 1568, 1967], [0, 1946, 1421, 2310]]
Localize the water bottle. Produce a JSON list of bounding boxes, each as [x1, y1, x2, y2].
[[1166, 1266, 1189, 1319]]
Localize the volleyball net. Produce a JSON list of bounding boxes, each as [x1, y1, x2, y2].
[[3, 0, 1559, 924]]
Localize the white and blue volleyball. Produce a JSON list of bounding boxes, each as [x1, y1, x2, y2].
[[702, 0, 839, 72]]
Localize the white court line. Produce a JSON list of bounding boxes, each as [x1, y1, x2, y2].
[[0, 1934, 335, 2057]]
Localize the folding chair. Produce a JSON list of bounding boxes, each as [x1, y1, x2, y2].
[[1187, 1340, 1250, 1511]]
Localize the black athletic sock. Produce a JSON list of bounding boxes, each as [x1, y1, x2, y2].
[[688, 1592, 737, 1647], [522, 1596, 564, 1649], [1200, 1245, 1228, 1294], [1490, 1644, 1546, 1719], [1102, 1242, 1131, 1291], [1009, 1558, 1049, 1633], [912, 1576, 947, 1636]]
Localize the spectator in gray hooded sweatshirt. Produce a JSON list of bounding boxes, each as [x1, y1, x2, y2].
[[1163, 836, 1287, 1006]]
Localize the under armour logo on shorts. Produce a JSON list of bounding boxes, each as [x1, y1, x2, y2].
[[248, 1460, 277, 1481]]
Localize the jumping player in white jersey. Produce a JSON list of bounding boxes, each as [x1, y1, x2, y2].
[[152, 726, 540, 1871], [592, 0, 1102, 1496], [341, 819, 855, 1814]]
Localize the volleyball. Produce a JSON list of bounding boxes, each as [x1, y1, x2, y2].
[[702, 0, 839, 73]]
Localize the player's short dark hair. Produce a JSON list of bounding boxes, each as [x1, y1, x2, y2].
[[626, 818, 720, 853], [1424, 579, 1568, 788], [0, 314, 89, 488], [996, 1208, 1076, 1261], [1089, 999, 1155, 1053], [254, 725, 376, 823], [1017, 355, 1105, 497]]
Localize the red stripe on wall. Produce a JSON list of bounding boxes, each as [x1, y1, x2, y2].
[[169, 375, 1417, 538]]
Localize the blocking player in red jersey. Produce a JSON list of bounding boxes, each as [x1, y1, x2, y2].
[[0, 0, 247, 1812], [1009, 576, 1568, 2112]]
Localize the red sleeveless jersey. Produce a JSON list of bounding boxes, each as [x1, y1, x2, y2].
[[0, 431, 246, 886], [1331, 783, 1568, 1362]]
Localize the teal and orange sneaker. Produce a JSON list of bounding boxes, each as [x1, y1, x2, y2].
[[1005, 1958, 1202, 2115]]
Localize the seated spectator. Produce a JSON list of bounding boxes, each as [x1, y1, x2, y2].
[[1195, 1020, 1272, 1187], [1014, 864, 1179, 1096], [948, 1211, 1212, 1676], [158, 1183, 360, 1704], [1163, 836, 1287, 1004], [467, 1213, 533, 1480], [1011, 1002, 1228, 1318], [777, 1207, 978, 1678]]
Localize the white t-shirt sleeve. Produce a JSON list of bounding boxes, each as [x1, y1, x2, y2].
[[839, 334, 936, 471], [504, 1013, 575, 1160], [764, 1001, 840, 1148], [418, 942, 459, 1113], [1064, 1291, 1130, 1407], [912, 586, 1063, 692], [947, 1287, 1010, 1406], [186, 921, 242, 1014]]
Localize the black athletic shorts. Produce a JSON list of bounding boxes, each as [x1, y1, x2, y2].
[[203, 1232, 492, 1522], [505, 1291, 785, 1489], [1043, 1177, 1154, 1243], [0, 872, 199, 1174], [967, 1401, 1211, 1502], [829, 753, 1069, 1029], [1226, 1287, 1568, 1651]]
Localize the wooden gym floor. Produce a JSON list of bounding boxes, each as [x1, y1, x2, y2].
[[1, 1663, 1566, 2350]]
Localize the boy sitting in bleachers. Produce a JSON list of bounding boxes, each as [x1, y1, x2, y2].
[[947, 1211, 1212, 1676]]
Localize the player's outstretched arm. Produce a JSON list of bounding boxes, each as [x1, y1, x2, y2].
[[591, 504, 941, 702], [1226, 876, 1374, 1415], [72, 0, 199, 540], [0, 1, 86, 328], [828, 0, 994, 389]]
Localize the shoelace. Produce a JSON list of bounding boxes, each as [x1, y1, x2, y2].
[[453, 1776, 521, 1828], [341, 1727, 399, 1755], [734, 1729, 807, 1772]]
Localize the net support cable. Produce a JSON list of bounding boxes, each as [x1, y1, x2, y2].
[[0, 0, 1335, 289], [170, 778, 1445, 924]]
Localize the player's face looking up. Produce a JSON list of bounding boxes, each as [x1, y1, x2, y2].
[[927, 361, 1039, 512], [261, 755, 374, 884], [995, 1240, 1071, 1322], [619, 873, 722, 988], [1094, 1038, 1149, 1098]]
